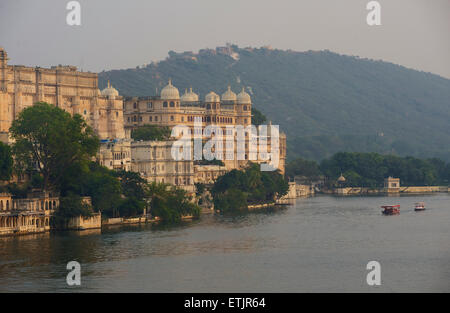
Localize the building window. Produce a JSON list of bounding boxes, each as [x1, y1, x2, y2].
[[155, 116, 158, 121], [170, 116, 174, 121], [133, 102, 137, 109], [181, 116, 184, 122], [163, 102, 168, 108], [243, 105, 247, 111], [170, 101, 175, 107], [147, 102, 152, 109], [149, 116, 152, 122]]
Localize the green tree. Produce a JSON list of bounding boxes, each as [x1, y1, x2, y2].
[[285, 157, 322, 180], [0, 142, 13, 181], [251, 107, 267, 126], [131, 125, 171, 141], [9, 102, 99, 191], [146, 182, 200, 223]]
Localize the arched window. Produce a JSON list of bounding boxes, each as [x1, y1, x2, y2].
[[170, 116, 174, 121], [163, 102, 168, 108], [133, 102, 137, 109], [207, 104, 211, 110], [243, 105, 247, 111], [170, 101, 175, 107]]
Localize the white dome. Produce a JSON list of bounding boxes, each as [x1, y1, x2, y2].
[[189, 87, 199, 101], [101, 81, 119, 98], [237, 87, 251, 104], [181, 87, 198, 102], [221, 86, 237, 102], [205, 91, 220, 103], [160, 79, 180, 100]]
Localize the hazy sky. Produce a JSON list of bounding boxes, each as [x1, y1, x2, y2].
[[0, 0, 449, 78]]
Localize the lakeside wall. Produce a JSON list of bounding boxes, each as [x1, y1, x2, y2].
[[333, 186, 449, 195]]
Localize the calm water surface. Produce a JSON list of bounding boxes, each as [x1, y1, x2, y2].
[[0, 194, 449, 292]]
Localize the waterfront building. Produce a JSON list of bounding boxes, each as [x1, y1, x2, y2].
[[384, 177, 400, 193], [124, 80, 286, 174], [194, 164, 228, 185], [0, 47, 130, 170], [0, 47, 125, 140], [0, 190, 59, 236], [131, 140, 195, 192]]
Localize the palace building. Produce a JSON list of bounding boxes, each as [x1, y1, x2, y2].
[[0, 47, 125, 141], [124, 80, 286, 174]]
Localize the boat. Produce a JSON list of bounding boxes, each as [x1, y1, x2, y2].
[[414, 202, 426, 211], [381, 205, 400, 215]]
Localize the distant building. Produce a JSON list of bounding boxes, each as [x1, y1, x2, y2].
[[384, 177, 400, 193]]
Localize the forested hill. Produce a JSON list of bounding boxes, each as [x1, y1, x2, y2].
[[98, 45, 450, 161]]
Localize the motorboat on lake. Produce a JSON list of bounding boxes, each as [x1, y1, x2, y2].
[[414, 202, 426, 211], [381, 205, 400, 215]]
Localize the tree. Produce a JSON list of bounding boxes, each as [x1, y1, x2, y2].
[[131, 125, 171, 141], [211, 163, 289, 213], [285, 157, 322, 180], [9, 102, 99, 191], [0, 142, 13, 181], [251, 107, 267, 126], [146, 182, 200, 223]]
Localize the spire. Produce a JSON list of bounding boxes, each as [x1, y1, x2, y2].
[[107, 80, 111, 88]]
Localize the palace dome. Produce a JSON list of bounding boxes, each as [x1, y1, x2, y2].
[[101, 81, 119, 98], [181, 87, 198, 102], [160, 79, 180, 100], [205, 91, 220, 103], [221, 86, 237, 102], [237, 87, 251, 104], [337, 174, 346, 182]]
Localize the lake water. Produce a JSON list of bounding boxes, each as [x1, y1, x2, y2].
[[0, 194, 449, 292]]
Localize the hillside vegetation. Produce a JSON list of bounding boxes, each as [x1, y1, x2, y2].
[[99, 45, 450, 161]]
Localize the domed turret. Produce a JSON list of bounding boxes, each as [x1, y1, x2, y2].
[[221, 86, 237, 102], [101, 81, 119, 98], [237, 87, 251, 104], [205, 91, 220, 103], [160, 79, 180, 100], [181, 87, 198, 102], [337, 174, 346, 183], [188, 87, 199, 101]]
